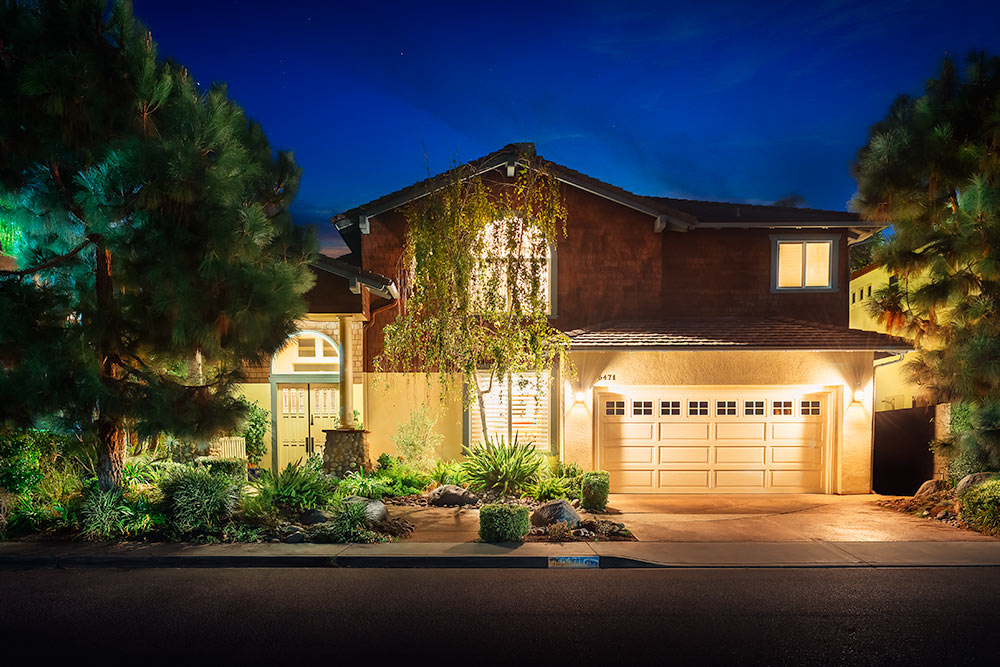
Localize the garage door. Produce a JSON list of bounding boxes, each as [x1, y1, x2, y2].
[[596, 387, 830, 493]]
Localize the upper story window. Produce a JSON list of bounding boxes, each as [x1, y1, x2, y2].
[[771, 235, 839, 292], [475, 218, 554, 316]]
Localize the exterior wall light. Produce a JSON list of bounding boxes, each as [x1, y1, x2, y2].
[[853, 388, 867, 403], [574, 390, 586, 403]]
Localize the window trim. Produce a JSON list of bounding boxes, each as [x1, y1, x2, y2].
[[769, 234, 840, 293]]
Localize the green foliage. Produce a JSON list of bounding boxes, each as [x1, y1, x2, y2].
[[0, 1, 315, 491], [338, 469, 389, 500], [961, 479, 1000, 534], [391, 405, 443, 471], [527, 476, 570, 502], [478, 503, 531, 542], [377, 464, 432, 497], [80, 490, 158, 540], [252, 458, 338, 510], [195, 456, 248, 482], [551, 459, 584, 499], [429, 459, 465, 486], [461, 435, 544, 497], [852, 51, 1000, 464], [220, 522, 265, 543], [376, 152, 571, 430], [0, 429, 44, 494], [11, 458, 85, 532], [122, 457, 158, 487], [310, 499, 386, 544], [160, 466, 241, 535], [164, 436, 199, 464], [376, 452, 396, 471], [237, 397, 270, 466], [581, 471, 610, 512]]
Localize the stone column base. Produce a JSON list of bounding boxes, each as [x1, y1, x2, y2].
[[322, 428, 372, 478]]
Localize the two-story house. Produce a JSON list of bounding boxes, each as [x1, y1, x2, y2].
[[329, 144, 910, 494]]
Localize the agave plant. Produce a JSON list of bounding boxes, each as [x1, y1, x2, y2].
[[460, 435, 543, 497]]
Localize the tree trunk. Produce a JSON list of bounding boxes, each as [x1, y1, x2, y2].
[[474, 374, 491, 444], [94, 240, 124, 492]]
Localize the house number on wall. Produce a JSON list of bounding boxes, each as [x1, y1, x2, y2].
[[599, 374, 616, 381]]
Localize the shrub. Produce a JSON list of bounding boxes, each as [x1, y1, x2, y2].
[[962, 479, 1000, 535], [391, 405, 443, 471], [376, 452, 396, 471], [252, 459, 338, 510], [479, 503, 531, 542], [581, 471, 610, 512], [461, 435, 544, 497], [310, 500, 386, 544], [553, 460, 584, 498], [122, 456, 158, 487], [237, 397, 270, 466], [0, 429, 45, 494], [196, 456, 248, 482], [14, 458, 85, 531], [160, 466, 241, 535], [377, 464, 431, 497], [337, 469, 389, 499], [239, 492, 279, 525], [80, 490, 158, 540], [429, 459, 464, 487], [527, 476, 570, 502]]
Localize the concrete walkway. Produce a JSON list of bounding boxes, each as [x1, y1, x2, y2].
[[2, 539, 1000, 569]]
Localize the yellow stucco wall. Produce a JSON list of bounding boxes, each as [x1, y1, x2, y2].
[[561, 350, 875, 494], [364, 373, 465, 462], [235, 383, 272, 469]]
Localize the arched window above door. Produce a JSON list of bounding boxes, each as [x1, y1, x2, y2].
[[270, 331, 340, 376]]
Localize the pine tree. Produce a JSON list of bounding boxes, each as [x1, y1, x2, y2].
[[0, 1, 314, 490], [852, 51, 1000, 466]]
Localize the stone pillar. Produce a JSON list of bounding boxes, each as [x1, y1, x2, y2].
[[322, 428, 371, 477], [339, 315, 354, 428], [933, 402, 951, 480]]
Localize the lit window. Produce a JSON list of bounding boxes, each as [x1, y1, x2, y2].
[[474, 218, 553, 315], [605, 400, 625, 416], [773, 400, 793, 416], [633, 400, 653, 416], [716, 400, 737, 416], [773, 237, 837, 290], [660, 400, 681, 416], [745, 400, 765, 416], [801, 400, 821, 415], [688, 400, 709, 416], [470, 371, 551, 448], [297, 338, 316, 357]]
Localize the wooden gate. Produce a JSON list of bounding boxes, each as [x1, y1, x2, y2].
[[873, 405, 936, 495]]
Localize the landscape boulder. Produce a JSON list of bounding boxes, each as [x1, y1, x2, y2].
[[298, 508, 332, 525], [343, 495, 388, 522], [427, 484, 479, 507], [956, 472, 1000, 497], [914, 479, 950, 497], [530, 499, 581, 529]]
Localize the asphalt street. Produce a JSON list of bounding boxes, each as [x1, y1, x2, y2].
[[1, 567, 998, 665]]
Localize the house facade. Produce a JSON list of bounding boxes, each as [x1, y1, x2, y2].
[[319, 143, 909, 494]]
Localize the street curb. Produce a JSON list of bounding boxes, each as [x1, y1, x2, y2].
[[3, 553, 1000, 570]]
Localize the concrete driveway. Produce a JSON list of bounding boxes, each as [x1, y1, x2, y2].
[[392, 494, 996, 543], [603, 493, 995, 542]]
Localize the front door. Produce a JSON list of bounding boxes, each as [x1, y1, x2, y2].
[[276, 383, 340, 469]]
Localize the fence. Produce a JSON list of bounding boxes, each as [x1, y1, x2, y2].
[[211, 436, 247, 460]]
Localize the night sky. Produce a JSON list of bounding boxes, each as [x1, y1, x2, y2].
[[132, 0, 1000, 257]]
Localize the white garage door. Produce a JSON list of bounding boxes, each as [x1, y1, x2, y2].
[[596, 387, 830, 493]]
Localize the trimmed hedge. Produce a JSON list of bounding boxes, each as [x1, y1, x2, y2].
[[195, 456, 248, 482], [581, 471, 610, 512], [962, 479, 1000, 535], [479, 503, 530, 543]]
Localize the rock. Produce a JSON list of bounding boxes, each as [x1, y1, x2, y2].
[[914, 479, 950, 497], [282, 532, 305, 544], [427, 484, 479, 507], [281, 524, 303, 535], [571, 528, 594, 538], [530, 499, 581, 529], [956, 472, 1000, 497], [935, 510, 956, 521], [299, 508, 332, 525], [343, 495, 388, 522], [570, 498, 580, 508]]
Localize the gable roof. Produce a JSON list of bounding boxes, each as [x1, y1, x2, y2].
[[565, 317, 911, 351], [332, 143, 883, 254]]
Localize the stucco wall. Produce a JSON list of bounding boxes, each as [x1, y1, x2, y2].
[[561, 350, 875, 494], [236, 382, 272, 469], [364, 372, 465, 463]]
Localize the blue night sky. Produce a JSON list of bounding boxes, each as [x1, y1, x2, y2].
[[133, 0, 1000, 256]]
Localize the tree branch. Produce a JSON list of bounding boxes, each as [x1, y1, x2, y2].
[[0, 235, 99, 278]]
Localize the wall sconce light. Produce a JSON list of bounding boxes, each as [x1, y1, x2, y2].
[[574, 390, 586, 403], [853, 388, 866, 404]]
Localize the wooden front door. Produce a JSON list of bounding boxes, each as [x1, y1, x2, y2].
[[276, 383, 340, 470]]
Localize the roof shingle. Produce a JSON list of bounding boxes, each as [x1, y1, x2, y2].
[[564, 318, 911, 351]]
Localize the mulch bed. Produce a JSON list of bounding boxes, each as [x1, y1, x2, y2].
[[876, 488, 970, 529]]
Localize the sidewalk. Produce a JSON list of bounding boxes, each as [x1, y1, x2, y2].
[[3, 539, 1000, 569]]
